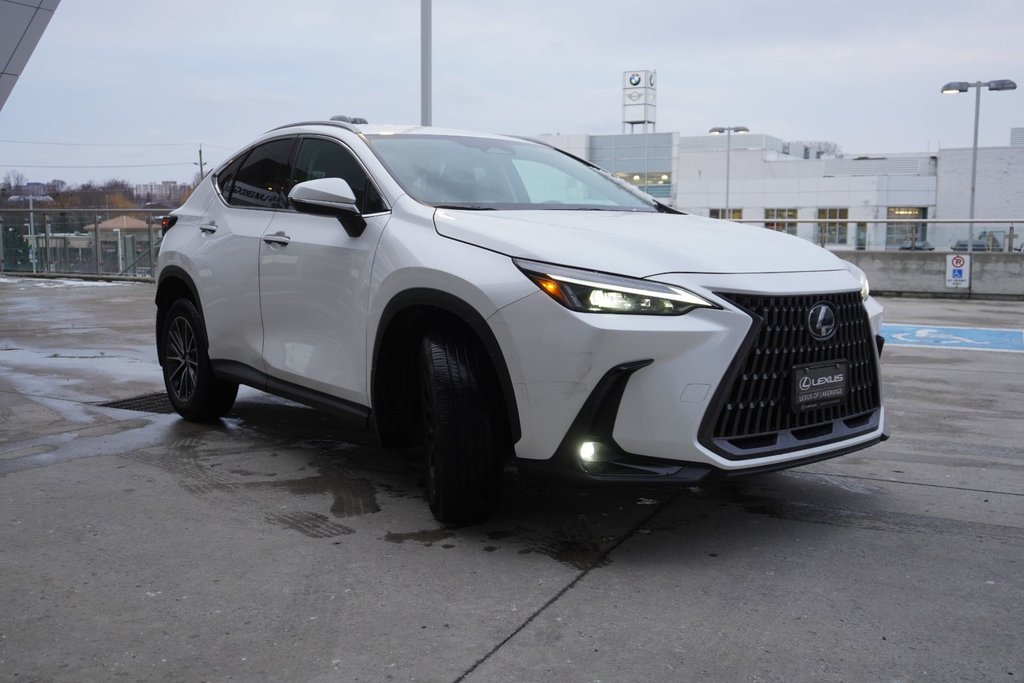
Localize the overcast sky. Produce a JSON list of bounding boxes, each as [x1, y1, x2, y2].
[[1, 0, 1021, 186]]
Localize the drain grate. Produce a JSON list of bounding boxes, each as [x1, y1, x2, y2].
[[100, 391, 176, 414]]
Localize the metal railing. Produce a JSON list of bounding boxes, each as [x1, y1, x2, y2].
[[1, 209, 1021, 282], [731, 217, 1021, 253], [0, 208, 166, 279]]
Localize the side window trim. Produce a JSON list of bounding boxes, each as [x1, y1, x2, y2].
[[215, 151, 250, 205]]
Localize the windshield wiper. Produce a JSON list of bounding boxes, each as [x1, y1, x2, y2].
[[433, 204, 496, 211], [567, 206, 653, 212]]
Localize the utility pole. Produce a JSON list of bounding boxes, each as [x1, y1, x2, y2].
[[197, 145, 206, 180]]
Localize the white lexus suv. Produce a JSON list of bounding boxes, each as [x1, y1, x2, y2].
[[156, 119, 887, 524]]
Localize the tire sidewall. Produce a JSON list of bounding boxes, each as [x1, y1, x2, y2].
[[162, 298, 218, 420]]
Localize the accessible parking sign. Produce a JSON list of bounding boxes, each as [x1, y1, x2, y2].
[[945, 253, 970, 289]]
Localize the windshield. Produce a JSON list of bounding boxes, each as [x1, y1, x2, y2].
[[365, 134, 658, 212]]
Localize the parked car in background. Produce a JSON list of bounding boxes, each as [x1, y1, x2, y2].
[[898, 240, 934, 251], [155, 118, 887, 524], [951, 238, 1002, 252]]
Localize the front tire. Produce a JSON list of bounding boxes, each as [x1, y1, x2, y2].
[[420, 329, 507, 525], [161, 298, 238, 422]]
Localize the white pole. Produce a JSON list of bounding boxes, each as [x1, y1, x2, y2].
[[421, 0, 432, 126], [28, 195, 37, 274], [724, 130, 732, 219], [967, 82, 981, 253]]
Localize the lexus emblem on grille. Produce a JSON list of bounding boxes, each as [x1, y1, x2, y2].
[[807, 302, 837, 341]]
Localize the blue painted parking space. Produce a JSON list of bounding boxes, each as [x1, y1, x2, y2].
[[881, 324, 1024, 352]]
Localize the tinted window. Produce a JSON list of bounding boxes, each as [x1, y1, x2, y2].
[[292, 138, 386, 214], [228, 138, 295, 210], [216, 153, 247, 201]]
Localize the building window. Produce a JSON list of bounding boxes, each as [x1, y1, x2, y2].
[[710, 208, 742, 220], [886, 207, 927, 248], [614, 171, 672, 199], [765, 208, 797, 235], [817, 208, 848, 245]]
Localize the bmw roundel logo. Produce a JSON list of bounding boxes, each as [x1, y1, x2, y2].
[[807, 302, 837, 341], [629, 73, 642, 86]]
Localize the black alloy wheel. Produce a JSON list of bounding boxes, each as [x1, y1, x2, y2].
[[162, 298, 238, 422]]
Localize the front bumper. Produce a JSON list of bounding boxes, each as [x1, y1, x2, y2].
[[517, 356, 887, 487], [490, 269, 886, 477]]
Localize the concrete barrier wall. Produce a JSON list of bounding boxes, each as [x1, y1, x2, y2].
[[843, 251, 1024, 299]]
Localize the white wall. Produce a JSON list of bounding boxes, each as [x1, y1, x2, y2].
[[932, 147, 1024, 249], [540, 129, 1022, 252], [673, 148, 938, 249]]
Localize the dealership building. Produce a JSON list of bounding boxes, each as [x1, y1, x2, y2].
[[542, 71, 1024, 252]]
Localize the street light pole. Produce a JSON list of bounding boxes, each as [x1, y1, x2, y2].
[[709, 126, 749, 220], [941, 79, 1017, 252], [421, 0, 432, 126]]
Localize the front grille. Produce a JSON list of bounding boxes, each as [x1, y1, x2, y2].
[[702, 291, 881, 460]]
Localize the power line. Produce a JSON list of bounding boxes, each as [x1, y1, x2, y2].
[[0, 163, 194, 169], [0, 140, 235, 150]]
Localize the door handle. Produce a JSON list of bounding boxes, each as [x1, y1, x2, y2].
[[199, 222, 218, 234], [262, 231, 291, 246]]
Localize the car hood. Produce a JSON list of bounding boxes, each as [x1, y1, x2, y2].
[[432, 209, 845, 277]]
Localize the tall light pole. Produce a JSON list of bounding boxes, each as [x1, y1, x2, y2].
[[941, 79, 1017, 251], [709, 126, 748, 219], [421, 0, 432, 126]]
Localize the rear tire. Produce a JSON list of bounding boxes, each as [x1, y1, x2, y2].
[[161, 298, 238, 422], [420, 328, 507, 525]]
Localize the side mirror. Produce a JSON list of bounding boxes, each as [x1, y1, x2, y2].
[[288, 177, 367, 237]]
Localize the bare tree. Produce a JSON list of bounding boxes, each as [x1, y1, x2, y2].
[[2, 170, 26, 193]]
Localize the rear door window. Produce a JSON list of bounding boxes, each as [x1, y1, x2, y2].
[[227, 138, 296, 210], [216, 153, 247, 201]]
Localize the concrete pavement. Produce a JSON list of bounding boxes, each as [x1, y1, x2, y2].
[[0, 276, 1021, 681]]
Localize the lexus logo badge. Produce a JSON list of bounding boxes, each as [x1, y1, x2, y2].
[[807, 302, 837, 341]]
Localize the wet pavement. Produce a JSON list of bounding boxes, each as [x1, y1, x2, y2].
[[0, 275, 1021, 681]]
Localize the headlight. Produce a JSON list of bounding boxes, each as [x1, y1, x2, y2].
[[514, 259, 719, 316], [843, 260, 870, 301]]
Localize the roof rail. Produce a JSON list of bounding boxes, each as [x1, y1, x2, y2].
[[266, 119, 363, 134]]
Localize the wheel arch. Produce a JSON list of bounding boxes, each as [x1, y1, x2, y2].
[[371, 288, 521, 448], [155, 266, 203, 366]]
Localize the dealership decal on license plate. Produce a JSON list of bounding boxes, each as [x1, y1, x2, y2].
[[792, 360, 848, 411]]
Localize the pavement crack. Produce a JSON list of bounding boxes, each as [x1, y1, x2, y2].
[[453, 490, 681, 682], [803, 469, 1024, 497]]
